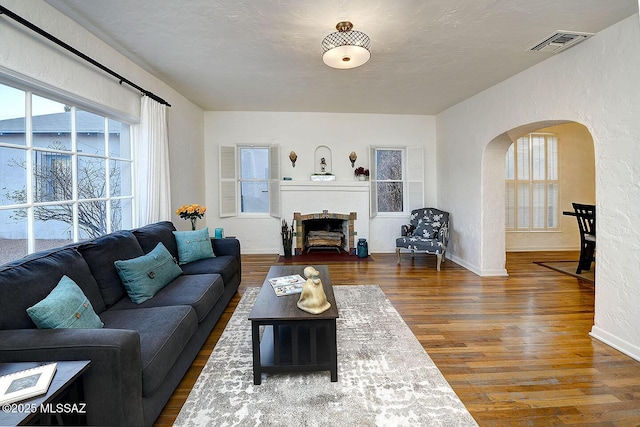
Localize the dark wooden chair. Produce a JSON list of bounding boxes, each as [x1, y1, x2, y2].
[[573, 203, 596, 274]]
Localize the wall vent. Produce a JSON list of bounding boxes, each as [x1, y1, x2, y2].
[[528, 31, 594, 53]]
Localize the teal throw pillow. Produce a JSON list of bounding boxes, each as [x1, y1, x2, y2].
[[26, 275, 104, 329], [114, 242, 183, 304], [172, 227, 215, 265]]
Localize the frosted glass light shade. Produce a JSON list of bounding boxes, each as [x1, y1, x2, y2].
[[321, 22, 371, 69]]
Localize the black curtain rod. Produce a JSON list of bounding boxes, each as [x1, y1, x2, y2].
[[0, 5, 171, 107]]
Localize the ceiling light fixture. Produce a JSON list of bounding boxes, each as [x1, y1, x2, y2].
[[322, 21, 371, 69]]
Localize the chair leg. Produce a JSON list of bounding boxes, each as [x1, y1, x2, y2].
[[396, 248, 401, 264], [436, 254, 442, 271]]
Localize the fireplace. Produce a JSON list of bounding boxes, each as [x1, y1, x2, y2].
[[294, 211, 357, 255]]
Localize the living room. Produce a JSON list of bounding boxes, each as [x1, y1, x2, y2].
[[1, 0, 639, 425]]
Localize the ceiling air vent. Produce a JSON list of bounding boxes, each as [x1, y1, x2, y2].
[[528, 31, 594, 53]]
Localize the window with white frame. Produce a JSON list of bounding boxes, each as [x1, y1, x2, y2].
[[219, 145, 279, 217], [0, 81, 134, 264], [369, 146, 424, 216], [505, 133, 558, 231]]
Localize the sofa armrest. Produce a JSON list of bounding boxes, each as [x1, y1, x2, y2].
[[0, 328, 144, 426], [212, 237, 241, 277]]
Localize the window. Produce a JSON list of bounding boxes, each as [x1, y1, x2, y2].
[[239, 147, 269, 213], [505, 133, 558, 231], [219, 145, 279, 217], [375, 148, 404, 213], [0, 81, 134, 263], [370, 146, 424, 216]]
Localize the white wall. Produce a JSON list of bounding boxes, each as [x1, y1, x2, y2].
[[0, 0, 206, 226], [506, 122, 595, 251], [203, 111, 436, 254], [437, 15, 640, 360]]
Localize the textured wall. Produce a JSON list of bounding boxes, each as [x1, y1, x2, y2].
[[203, 111, 436, 254], [437, 15, 640, 359]]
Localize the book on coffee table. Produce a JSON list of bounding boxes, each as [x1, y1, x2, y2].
[[268, 274, 306, 296], [0, 363, 57, 405]]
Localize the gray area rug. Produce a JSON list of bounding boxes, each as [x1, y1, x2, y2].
[[174, 285, 477, 426]]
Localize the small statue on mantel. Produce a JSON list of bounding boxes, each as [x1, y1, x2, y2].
[[297, 266, 331, 314], [320, 157, 327, 173]]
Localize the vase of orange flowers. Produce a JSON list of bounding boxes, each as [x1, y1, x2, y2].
[[176, 204, 207, 230]]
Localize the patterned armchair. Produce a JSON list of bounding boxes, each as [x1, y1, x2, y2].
[[395, 208, 450, 270]]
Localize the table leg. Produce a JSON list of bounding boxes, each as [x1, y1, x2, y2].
[[329, 320, 338, 382], [251, 321, 262, 385]]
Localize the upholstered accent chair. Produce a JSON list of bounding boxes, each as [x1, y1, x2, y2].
[[396, 208, 450, 270]]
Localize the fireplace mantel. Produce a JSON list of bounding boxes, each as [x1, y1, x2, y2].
[[281, 181, 369, 192], [280, 180, 370, 256]]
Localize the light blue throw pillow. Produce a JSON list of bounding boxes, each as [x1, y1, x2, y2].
[[114, 242, 183, 304], [172, 227, 215, 265], [27, 275, 104, 329]]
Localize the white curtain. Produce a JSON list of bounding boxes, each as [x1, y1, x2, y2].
[[135, 96, 172, 226]]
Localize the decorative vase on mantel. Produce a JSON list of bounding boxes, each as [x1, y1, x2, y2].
[[190, 217, 198, 230]]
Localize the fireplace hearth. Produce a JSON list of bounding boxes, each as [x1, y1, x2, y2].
[[294, 211, 357, 255]]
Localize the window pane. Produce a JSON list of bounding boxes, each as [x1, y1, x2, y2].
[[32, 95, 71, 150], [505, 144, 515, 179], [78, 156, 107, 200], [547, 136, 558, 180], [505, 182, 515, 229], [0, 83, 26, 146], [110, 160, 131, 197], [516, 137, 529, 180], [33, 150, 72, 202], [111, 199, 133, 232], [78, 200, 107, 239], [34, 206, 74, 252], [108, 119, 131, 159], [240, 181, 268, 212], [532, 183, 545, 229], [531, 135, 545, 180], [0, 208, 28, 263], [376, 150, 402, 180], [1, 147, 27, 206], [77, 110, 105, 156], [517, 182, 529, 228], [377, 182, 403, 212], [240, 148, 268, 179], [547, 184, 558, 228]]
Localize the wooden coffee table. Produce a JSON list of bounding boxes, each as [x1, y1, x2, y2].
[[248, 265, 339, 385]]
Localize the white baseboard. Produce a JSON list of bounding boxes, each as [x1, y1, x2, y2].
[[447, 254, 508, 277], [590, 326, 640, 362]]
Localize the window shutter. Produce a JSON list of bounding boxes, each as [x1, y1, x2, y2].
[[269, 144, 281, 218], [219, 145, 237, 217], [406, 146, 424, 211], [369, 146, 378, 217]]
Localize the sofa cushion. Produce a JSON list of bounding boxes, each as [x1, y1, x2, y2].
[[133, 221, 179, 260], [0, 247, 105, 330], [109, 274, 223, 322], [100, 306, 198, 396], [180, 255, 239, 285], [114, 243, 183, 304], [173, 228, 214, 264], [26, 275, 104, 329], [79, 231, 144, 308]]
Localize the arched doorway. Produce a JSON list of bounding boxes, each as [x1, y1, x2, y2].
[[481, 120, 596, 274]]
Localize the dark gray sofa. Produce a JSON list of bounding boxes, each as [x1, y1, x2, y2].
[[0, 221, 241, 426]]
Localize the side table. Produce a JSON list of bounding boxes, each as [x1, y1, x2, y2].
[[0, 360, 90, 426]]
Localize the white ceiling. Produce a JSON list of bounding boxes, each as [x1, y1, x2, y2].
[[44, 0, 637, 115]]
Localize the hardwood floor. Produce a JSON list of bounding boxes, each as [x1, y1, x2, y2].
[[155, 252, 640, 427]]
